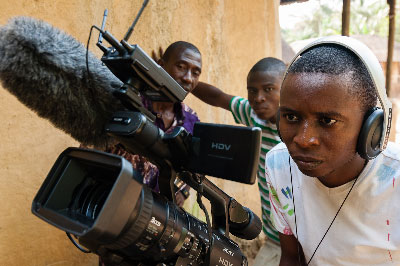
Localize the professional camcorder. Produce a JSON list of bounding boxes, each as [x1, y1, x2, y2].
[[32, 2, 262, 265]]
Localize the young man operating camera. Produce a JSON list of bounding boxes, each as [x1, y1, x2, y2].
[[266, 36, 400, 265]]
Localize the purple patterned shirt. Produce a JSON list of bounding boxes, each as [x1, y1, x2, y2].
[[106, 100, 199, 192]]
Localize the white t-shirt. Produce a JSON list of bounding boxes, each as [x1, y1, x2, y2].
[[266, 142, 400, 266]]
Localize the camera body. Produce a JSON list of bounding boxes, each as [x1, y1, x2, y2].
[[31, 5, 262, 266], [32, 111, 262, 265]]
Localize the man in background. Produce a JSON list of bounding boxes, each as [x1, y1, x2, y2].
[[193, 57, 286, 265], [100, 41, 202, 266]]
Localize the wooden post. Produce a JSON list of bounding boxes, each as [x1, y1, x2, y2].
[[342, 0, 351, 36], [386, 0, 396, 96]]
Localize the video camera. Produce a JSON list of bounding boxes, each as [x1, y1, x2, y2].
[[32, 1, 262, 265]]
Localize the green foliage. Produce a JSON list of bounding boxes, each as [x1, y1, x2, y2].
[[281, 0, 398, 43]]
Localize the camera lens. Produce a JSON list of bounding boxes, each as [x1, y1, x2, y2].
[[68, 177, 113, 224], [78, 181, 110, 220]]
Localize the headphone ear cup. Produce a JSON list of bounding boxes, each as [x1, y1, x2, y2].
[[357, 108, 384, 160], [276, 109, 282, 140]]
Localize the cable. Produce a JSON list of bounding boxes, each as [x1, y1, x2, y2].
[[85, 25, 103, 89], [85, 25, 111, 148], [306, 175, 358, 265], [195, 174, 213, 249], [66, 232, 91, 253]]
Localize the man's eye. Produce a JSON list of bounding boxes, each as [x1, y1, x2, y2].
[[284, 114, 298, 122], [264, 87, 273, 92], [320, 117, 337, 126]]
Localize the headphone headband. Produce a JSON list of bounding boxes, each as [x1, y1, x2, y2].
[[285, 36, 392, 151]]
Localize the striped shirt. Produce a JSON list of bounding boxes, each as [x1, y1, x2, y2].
[[230, 96, 281, 244]]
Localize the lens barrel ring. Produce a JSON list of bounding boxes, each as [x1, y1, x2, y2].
[[187, 236, 201, 262], [106, 186, 153, 250], [157, 201, 176, 254], [180, 232, 202, 263]]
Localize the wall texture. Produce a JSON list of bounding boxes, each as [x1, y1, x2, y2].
[[0, 0, 280, 265]]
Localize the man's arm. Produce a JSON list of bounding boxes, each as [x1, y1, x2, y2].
[[279, 233, 306, 266], [192, 82, 234, 111]]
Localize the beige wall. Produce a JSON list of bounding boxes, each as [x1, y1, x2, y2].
[[0, 0, 280, 265]]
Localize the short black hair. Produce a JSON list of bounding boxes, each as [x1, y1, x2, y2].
[[287, 44, 377, 111], [249, 57, 286, 75], [162, 41, 201, 62]]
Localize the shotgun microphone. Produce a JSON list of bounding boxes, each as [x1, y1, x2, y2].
[[0, 16, 124, 148]]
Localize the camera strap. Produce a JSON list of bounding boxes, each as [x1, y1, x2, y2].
[[195, 174, 213, 248]]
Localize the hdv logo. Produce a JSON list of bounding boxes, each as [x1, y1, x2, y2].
[[211, 142, 231, 151]]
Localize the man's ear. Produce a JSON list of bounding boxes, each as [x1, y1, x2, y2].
[[157, 58, 164, 66]]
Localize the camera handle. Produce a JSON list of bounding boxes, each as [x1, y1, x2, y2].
[[177, 172, 250, 239]]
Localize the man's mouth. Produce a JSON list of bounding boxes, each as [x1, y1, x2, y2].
[[253, 106, 269, 112], [292, 155, 323, 170]]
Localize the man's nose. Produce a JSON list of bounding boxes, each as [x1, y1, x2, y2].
[[293, 121, 320, 148], [182, 70, 193, 84], [254, 91, 266, 103]]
